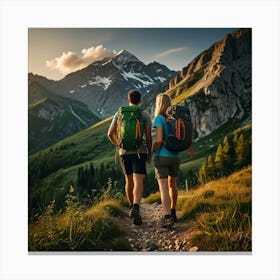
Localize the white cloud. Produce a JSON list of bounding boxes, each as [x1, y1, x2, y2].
[[153, 47, 187, 59], [46, 45, 117, 75]]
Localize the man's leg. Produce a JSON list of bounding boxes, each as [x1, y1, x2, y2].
[[124, 174, 134, 206], [132, 173, 144, 205], [129, 173, 144, 225], [130, 154, 146, 225]]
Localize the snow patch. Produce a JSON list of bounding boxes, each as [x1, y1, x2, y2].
[[121, 70, 154, 88], [102, 60, 111, 66], [69, 90, 75, 93], [89, 75, 112, 90], [154, 76, 166, 82], [80, 84, 87, 88]]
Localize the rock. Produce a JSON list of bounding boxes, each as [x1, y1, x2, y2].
[[148, 243, 159, 251], [157, 228, 169, 233], [189, 246, 199, 252], [142, 241, 149, 249], [175, 245, 181, 251]]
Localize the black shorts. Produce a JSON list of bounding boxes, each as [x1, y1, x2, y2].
[[119, 153, 147, 175]]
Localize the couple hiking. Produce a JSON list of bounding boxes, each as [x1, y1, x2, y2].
[[108, 90, 191, 228]]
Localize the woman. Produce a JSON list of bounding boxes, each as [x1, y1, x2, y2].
[[152, 93, 179, 228]]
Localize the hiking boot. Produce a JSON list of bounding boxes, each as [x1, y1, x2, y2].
[[130, 208, 142, 225], [159, 215, 174, 228], [128, 207, 134, 218], [171, 209, 178, 223]]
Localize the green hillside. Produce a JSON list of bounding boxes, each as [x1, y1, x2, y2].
[[28, 81, 100, 154], [28, 104, 251, 215]]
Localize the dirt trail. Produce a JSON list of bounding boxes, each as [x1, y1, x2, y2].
[[115, 201, 199, 252]]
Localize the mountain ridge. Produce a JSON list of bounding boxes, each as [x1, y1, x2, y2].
[[29, 49, 178, 118], [164, 28, 251, 138], [28, 80, 100, 154]]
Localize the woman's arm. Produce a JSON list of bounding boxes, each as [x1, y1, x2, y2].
[[152, 126, 164, 152]]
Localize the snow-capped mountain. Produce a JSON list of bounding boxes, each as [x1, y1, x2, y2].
[[28, 50, 177, 152], [56, 49, 178, 117]]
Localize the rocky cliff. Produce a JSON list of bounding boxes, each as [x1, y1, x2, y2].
[[168, 28, 251, 138]]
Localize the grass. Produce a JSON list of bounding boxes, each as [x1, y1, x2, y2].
[[28, 186, 130, 251], [145, 166, 252, 251], [144, 192, 161, 204]]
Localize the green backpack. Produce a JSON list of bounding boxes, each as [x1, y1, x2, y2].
[[117, 105, 143, 150]]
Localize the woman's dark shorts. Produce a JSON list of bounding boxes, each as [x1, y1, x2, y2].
[[119, 153, 147, 175], [154, 156, 180, 179]]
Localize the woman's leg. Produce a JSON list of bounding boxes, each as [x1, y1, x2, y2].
[[157, 178, 171, 215], [168, 176, 178, 209]]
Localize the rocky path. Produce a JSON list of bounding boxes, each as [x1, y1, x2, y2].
[[116, 201, 199, 252]]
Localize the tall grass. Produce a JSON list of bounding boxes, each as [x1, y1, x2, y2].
[[180, 166, 251, 251], [28, 183, 129, 251], [145, 166, 252, 251]]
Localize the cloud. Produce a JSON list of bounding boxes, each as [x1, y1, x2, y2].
[[46, 45, 117, 75], [153, 47, 187, 59]]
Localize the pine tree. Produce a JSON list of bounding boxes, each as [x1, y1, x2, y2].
[[76, 167, 84, 201], [246, 135, 252, 165], [235, 133, 246, 168], [214, 144, 225, 176], [233, 131, 239, 146], [206, 155, 215, 179], [197, 160, 208, 184], [88, 162, 95, 187], [223, 135, 235, 172]]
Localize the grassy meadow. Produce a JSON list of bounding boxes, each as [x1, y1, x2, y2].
[[145, 166, 252, 251], [29, 166, 252, 251]]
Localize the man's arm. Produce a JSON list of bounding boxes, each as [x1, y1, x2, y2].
[[145, 124, 152, 163], [107, 124, 119, 148]]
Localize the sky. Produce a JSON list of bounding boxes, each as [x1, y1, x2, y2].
[[28, 28, 238, 81]]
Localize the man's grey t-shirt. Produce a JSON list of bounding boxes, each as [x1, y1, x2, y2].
[[111, 105, 152, 155]]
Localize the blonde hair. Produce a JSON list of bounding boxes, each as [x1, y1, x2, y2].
[[154, 93, 172, 117]]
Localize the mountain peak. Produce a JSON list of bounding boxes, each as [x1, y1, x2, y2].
[[113, 49, 140, 65]]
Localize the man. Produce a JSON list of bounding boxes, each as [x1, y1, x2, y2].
[[107, 90, 152, 225]]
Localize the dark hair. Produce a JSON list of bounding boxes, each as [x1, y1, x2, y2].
[[128, 90, 141, 105]]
